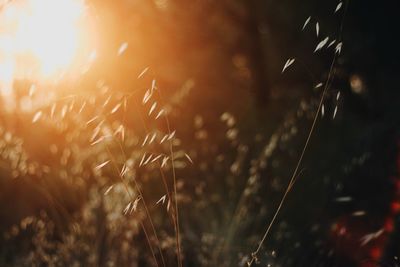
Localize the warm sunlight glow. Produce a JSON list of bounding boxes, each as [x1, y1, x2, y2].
[[15, 0, 82, 75], [0, 0, 95, 94]]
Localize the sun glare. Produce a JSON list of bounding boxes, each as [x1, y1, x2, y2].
[[0, 0, 95, 93]]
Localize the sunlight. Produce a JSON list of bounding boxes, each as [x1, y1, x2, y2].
[[15, 0, 82, 75], [0, 0, 94, 91]]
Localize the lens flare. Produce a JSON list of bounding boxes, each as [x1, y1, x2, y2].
[[0, 0, 95, 93]]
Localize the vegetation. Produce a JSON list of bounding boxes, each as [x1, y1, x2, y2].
[[0, 0, 398, 266]]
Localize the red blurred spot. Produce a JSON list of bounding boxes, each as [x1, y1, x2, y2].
[[339, 227, 347, 236], [384, 218, 394, 232], [370, 247, 381, 261], [391, 201, 400, 213]]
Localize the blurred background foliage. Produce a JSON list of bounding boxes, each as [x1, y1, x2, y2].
[[0, 0, 399, 266]]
